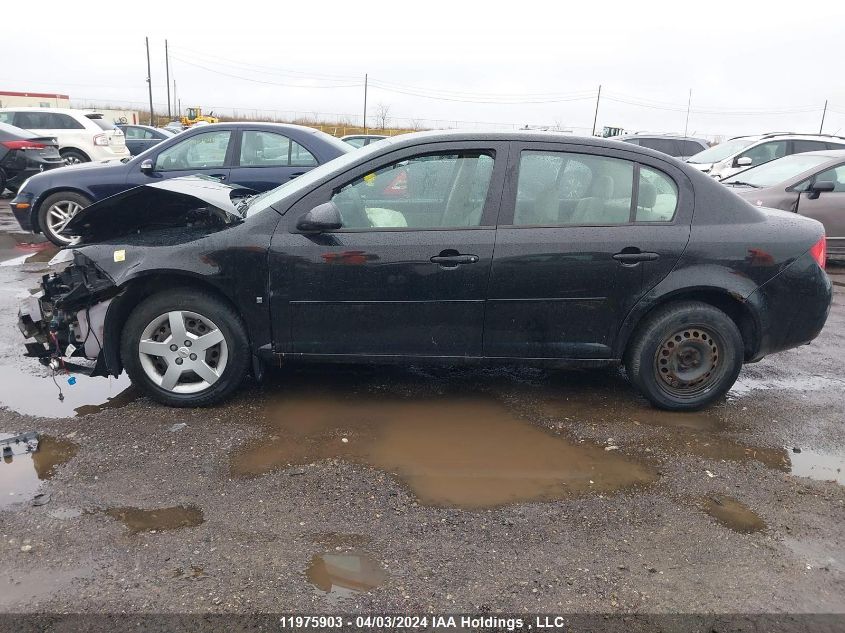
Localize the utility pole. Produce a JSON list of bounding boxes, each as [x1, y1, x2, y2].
[[145, 36, 154, 126], [165, 39, 171, 119], [363, 73, 368, 134], [173, 80, 178, 118], [591, 84, 601, 136], [684, 89, 692, 138], [820, 99, 828, 134]]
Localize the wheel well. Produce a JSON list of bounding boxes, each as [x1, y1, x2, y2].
[[620, 289, 759, 362], [59, 147, 90, 161], [32, 187, 94, 232], [101, 274, 248, 376]]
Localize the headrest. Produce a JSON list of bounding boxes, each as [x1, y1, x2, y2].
[[638, 181, 657, 208]]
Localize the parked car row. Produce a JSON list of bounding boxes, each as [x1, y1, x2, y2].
[[0, 122, 65, 193], [10, 122, 351, 244]]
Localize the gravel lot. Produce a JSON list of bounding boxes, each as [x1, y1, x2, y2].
[[0, 196, 843, 616]]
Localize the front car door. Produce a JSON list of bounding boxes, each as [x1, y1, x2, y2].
[[229, 129, 319, 192], [795, 162, 845, 257], [128, 129, 234, 185], [485, 141, 692, 359], [268, 141, 507, 358]]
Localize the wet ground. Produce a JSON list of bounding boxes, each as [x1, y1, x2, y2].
[[0, 196, 843, 614]]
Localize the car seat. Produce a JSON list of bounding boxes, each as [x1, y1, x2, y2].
[[571, 175, 615, 224]]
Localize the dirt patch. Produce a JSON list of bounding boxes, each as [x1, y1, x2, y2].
[[104, 505, 204, 533]]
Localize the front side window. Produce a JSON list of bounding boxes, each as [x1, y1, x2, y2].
[[329, 152, 494, 229], [239, 131, 317, 168], [155, 130, 231, 171], [738, 141, 788, 167], [640, 138, 681, 156], [124, 126, 151, 140], [514, 151, 634, 225], [0, 112, 13, 124], [724, 154, 831, 188], [686, 138, 755, 164], [813, 164, 845, 192]]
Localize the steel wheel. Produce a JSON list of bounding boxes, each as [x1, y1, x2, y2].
[[137, 310, 229, 394], [654, 325, 725, 399], [46, 200, 83, 242]]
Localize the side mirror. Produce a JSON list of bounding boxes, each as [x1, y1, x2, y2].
[[735, 156, 753, 167], [140, 158, 155, 173], [295, 201, 342, 233], [808, 180, 836, 199]]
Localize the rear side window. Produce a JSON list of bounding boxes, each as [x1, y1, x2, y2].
[[514, 151, 634, 225], [639, 138, 682, 156], [239, 131, 317, 167], [637, 167, 678, 221], [680, 140, 705, 156], [793, 140, 828, 154]]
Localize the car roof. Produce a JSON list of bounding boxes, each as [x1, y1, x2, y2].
[[617, 133, 707, 142], [784, 149, 845, 160], [728, 133, 845, 142], [0, 107, 103, 116]]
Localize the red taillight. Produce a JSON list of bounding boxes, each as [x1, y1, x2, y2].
[[1, 140, 46, 150], [810, 235, 826, 270]]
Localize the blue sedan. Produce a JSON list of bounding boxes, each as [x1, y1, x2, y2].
[[11, 122, 350, 245]]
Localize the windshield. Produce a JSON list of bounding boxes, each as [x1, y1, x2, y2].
[[686, 138, 755, 164], [723, 154, 832, 188], [246, 138, 392, 217]]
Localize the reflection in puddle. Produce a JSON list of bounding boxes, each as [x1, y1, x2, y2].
[[0, 567, 91, 608], [231, 396, 657, 509], [790, 448, 845, 484], [105, 505, 205, 533], [0, 365, 135, 418], [729, 375, 844, 398], [701, 496, 766, 533], [306, 553, 386, 599], [0, 434, 78, 510], [0, 234, 56, 265]]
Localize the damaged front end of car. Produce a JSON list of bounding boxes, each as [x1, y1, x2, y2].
[[17, 175, 254, 378], [18, 250, 121, 376]]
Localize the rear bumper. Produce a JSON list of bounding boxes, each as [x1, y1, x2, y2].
[[747, 251, 833, 361]]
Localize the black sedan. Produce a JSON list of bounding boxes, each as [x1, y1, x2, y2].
[[18, 132, 831, 411], [10, 122, 350, 245], [0, 122, 64, 194], [117, 124, 175, 156]]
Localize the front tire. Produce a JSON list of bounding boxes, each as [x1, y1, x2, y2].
[[37, 191, 92, 245], [121, 290, 250, 407], [625, 301, 743, 411]]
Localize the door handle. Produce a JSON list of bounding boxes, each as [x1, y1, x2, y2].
[[288, 171, 306, 180], [430, 254, 479, 266], [613, 249, 660, 265], [209, 173, 227, 181]]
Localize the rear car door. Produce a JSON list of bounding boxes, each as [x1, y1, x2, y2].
[[268, 141, 507, 357], [485, 142, 693, 359], [796, 162, 845, 257], [229, 129, 319, 191]]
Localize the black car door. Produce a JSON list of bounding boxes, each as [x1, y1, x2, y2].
[[268, 141, 508, 357], [484, 141, 693, 359]]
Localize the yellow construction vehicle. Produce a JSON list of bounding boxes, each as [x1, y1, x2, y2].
[[180, 107, 219, 127]]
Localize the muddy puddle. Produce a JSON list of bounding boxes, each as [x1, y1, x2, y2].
[[0, 433, 78, 510], [790, 448, 845, 484], [231, 396, 657, 509], [306, 553, 386, 599], [0, 365, 135, 418], [0, 233, 56, 266], [105, 505, 205, 533], [0, 567, 92, 608], [701, 496, 766, 533]]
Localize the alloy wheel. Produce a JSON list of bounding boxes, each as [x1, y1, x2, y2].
[[46, 200, 83, 243], [137, 310, 229, 394]]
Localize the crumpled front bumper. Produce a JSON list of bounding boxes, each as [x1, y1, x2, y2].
[[17, 251, 119, 374]]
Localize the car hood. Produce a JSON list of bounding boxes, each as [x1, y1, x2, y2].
[[64, 175, 253, 244]]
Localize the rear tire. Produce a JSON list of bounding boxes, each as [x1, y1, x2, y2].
[[60, 149, 89, 165], [120, 289, 250, 407], [624, 301, 743, 411], [37, 191, 92, 245]]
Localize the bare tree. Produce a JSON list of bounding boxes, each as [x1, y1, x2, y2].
[[375, 103, 391, 129]]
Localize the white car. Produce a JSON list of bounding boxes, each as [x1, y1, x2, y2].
[[685, 133, 845, 180], [0, 108, 129, 164]]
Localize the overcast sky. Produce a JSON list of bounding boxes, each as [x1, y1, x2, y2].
[[4, 0, 845, 139]]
